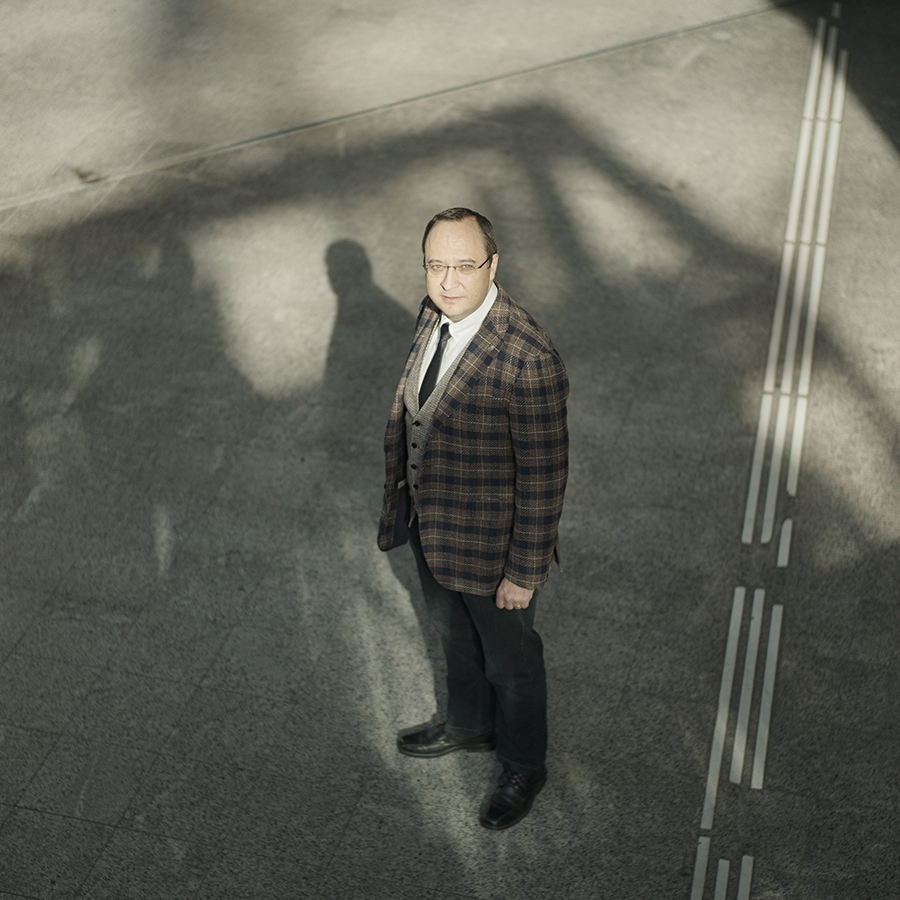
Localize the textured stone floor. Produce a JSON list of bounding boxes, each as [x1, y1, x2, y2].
[[1, 1, 898, 898]]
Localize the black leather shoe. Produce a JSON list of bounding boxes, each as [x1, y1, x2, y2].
[[479, 765, 547, 830], [397, 723, 496, 758]]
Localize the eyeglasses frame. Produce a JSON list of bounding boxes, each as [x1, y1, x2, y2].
[[422, 255, 494, 276]]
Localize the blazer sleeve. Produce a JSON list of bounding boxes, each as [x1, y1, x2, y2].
[[504, 349, 569, 590]]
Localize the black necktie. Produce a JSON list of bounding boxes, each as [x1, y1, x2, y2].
[[418, 322, 450, 408]]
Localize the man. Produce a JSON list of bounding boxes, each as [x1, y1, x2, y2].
[[378, 208, 568, 830]]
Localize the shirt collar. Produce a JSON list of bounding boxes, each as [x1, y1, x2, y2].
[[439, 282, 498, 338]]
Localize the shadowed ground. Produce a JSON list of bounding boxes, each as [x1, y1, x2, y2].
[[0, 1, 898, 898]]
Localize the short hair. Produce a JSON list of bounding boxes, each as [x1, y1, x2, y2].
[[421, 208, 497, 258]]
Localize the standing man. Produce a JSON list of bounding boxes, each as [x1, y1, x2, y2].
[[378, 208, 569, 830]]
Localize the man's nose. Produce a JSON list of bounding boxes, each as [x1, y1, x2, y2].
[[441, 266, 460, 288]]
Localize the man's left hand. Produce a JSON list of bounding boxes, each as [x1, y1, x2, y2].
[[495, 577, 535, 611]]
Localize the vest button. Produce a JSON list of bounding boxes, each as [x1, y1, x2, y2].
[[413, 483, 419, 490], [411, 464, 418, 470], [413, 420, 421, 427], [411, 442, 418, 449]]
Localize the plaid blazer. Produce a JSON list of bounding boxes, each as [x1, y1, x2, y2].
[[378, 285, 569, 595]]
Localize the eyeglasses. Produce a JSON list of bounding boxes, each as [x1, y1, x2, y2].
[[423, 256, 493, 276]]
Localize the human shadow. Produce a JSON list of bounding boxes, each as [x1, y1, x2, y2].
[[322, 238, 449, 719]]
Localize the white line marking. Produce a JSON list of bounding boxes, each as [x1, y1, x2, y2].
[[801, 19, 827, 123], [761, 395, 791, 544], [815, 28, 839, 124], [763, 242, 796, 393], [738, 856, 755, 900], [691, 838, 712, 900], [787, 396, 808, 495], [780, 241, 811, 394], [799, 115, 829, 248], [714, 858, 731, 900], [731, 589, 765, 783], [752, 604, 784, 789], [778, 519, 793, 567], [742, 395, 773, 544], [815, 121, 841, 247], [784, 119, 814, 244], [831, 50, 848, 122], [797, 244, 826, 397], [702, 588, 746, 829]]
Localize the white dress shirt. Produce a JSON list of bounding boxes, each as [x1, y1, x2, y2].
[[416, 282, 498, 394]]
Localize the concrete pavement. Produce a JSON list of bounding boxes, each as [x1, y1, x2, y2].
[[1, 1, 898, 897]]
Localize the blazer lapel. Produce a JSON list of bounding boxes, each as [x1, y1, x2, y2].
[[429, 286, 512, 429]]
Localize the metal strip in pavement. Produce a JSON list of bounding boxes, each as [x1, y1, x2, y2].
[[737, 856, 755, 900], [761, 394, 791, 544], [742, 394, 773, 544], [714, 858, 731, 900], [752, 604, 784, 789], [701, 588, 745, 830], [815, 112, 843, 249], [731, 589, 766, 784], [780, 240, 811, 394], [691, 837, 712, 900], [777, 518, 793, 567], [800, 19, 826, 127], [764, 241, 796, 394], [787, 396, 807, 495], [798, 51, 848, 396], [797, 244, 827, 397]]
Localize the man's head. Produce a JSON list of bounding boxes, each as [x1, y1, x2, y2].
[[422, 208, 499, 323]]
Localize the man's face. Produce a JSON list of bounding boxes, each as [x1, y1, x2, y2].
[[423, 218, 498, 323]]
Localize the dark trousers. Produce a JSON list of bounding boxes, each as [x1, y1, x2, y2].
[[409, 519, 547, 773]]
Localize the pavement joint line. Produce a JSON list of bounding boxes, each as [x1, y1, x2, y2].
[[0, 2, 806, 215]]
